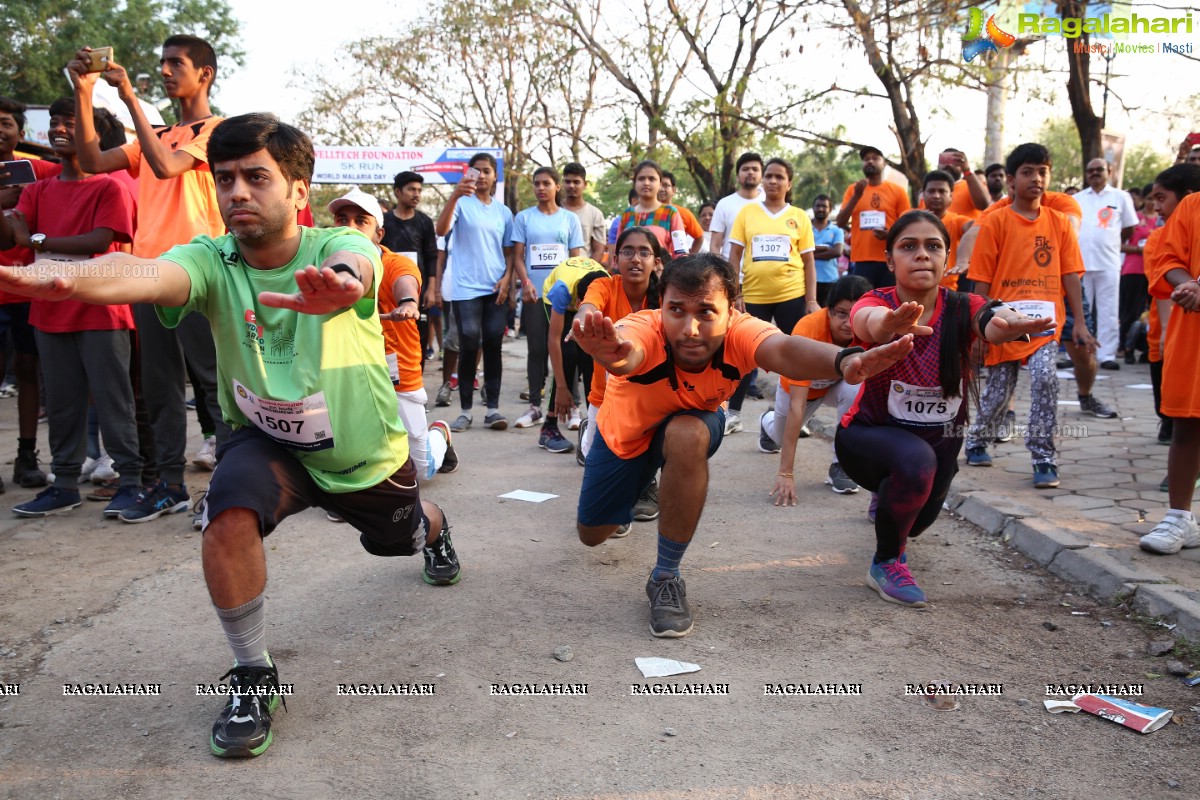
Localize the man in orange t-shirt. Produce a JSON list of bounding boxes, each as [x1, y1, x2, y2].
[[328, 189, 458, 481], [572, 253, 910, 639], [659, 171, 704, 253], [70, 35, 229, 523], [963, 143, 1096, 489], [836, 146, 911, 289], [920, 170, 974, 291]]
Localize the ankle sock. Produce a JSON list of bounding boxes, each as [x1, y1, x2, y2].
[[652, 534, 689, 581], [215, 594, 270, 667]]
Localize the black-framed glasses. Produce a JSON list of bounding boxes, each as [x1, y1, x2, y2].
[[619, 247, 655, 259]]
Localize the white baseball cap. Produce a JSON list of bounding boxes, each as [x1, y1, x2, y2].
[[327, 187, 384, 224]]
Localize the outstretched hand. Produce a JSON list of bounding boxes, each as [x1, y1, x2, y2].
[[839, 335, 915, 385], [988, 314, 1055, 342], [0, 265, 75, 302], [258, 265, 365, 315], [571, 310, 633, 368], [881, 301, 933, 337]]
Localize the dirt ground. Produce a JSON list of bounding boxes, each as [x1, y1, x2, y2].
[[1, 350, 1199, 799]]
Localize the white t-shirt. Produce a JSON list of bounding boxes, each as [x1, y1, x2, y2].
[[710, 190, 766, 258], [1075, 184, 1138, 273], [437, 235, 455, 302]]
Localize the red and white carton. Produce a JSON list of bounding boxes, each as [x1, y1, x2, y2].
[[1044, 693, 1173, 734]]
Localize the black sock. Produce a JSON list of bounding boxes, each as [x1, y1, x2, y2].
[[17, 437, 35, 454]]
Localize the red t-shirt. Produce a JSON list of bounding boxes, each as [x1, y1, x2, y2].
[[0, 160, 63, 302], [16, 174, 136, 332]]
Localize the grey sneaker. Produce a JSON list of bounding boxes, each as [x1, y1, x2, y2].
[[724, 410, 743, 435], [435, 382, 452, 407], [826, 462, 859, 494], [633, 479, 659, 521], [1079, 395, 1118, 419], [484, 411, 508, 430], [610, 523, 631, 538], [757, 411, 780, 453], [1140, 513, 1200, 554], [450, 413, 472, 432], [646, 575, 693, 638]]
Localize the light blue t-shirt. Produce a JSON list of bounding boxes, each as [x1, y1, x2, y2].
[[812, 221, 845, 284], [512, 207, 584, 297], [448, 195, 513, 300]]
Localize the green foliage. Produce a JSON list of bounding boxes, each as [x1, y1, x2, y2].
[[0, 0, 243, 106], [1121, 143, 1173, 194], [1036, 117, 1085, 191]]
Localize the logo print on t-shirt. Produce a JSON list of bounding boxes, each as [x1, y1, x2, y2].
[[1033, 235, 1053, 268], [244, 309, 265, 351], [870, 194, 882, 210]]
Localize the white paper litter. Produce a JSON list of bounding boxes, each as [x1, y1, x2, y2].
[[635, 657, 702, 678], [498, 490, 559, 503], [1126, 384, 1153, 390]]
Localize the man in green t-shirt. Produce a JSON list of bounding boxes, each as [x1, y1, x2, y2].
[[0, 113, 461, 759]]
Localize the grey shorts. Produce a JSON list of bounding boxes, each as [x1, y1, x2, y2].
[[443, 303, 459, 353]]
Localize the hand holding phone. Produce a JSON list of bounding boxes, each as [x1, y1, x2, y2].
[[0, 161, 37, 187], [85, 47, 114, 74], [455, 166, 480, 198]]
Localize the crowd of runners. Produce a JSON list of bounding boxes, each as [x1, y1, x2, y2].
[[2, 34, 1199, 759]]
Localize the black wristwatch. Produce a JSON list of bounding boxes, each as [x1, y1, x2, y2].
[[398, 296, 418, 305], [834, 346, 865, 378]]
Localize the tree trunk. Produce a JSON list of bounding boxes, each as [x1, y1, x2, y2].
[[1059, 0, 1102, 170], [984, 49, 1008, 167]]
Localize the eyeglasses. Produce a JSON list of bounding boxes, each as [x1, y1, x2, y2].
[[619, 247, 655, 259], [829, 309, 851, 321]]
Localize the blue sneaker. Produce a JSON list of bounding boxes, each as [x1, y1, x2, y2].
[[13, 487, 82, 517], [1032, 462, 1060, 489], [538, 427, 574, 454], [867, 553, 927, 607], [965, 447, 992, 467], [118, 480, 190, 524], [102, 485, 143, 519]]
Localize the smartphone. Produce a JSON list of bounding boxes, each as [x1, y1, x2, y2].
[[937, 152, 956, 169], [463, 167, 481, 182], [0, 160, 37, 186], [86, 47, 113, 73]]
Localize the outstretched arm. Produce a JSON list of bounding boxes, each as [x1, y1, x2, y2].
[[258, 250, 375, 315], [0, 254, 192, 306], [570, 310, 645, 376], [753, 331, 914, 386]]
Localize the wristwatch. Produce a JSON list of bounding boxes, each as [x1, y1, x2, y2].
[[30, 233, 46, 252]]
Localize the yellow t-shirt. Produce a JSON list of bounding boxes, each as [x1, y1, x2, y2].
[[729, 204, 816, 304]]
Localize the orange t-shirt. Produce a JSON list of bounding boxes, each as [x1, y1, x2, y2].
[[582, 274, 649, 407], [1143, 229, 1166, 363], [938, 212, 972, 290], [120, 117, 225, 258], [918, 180, 983, 221], [1147, 193, 1200, 417], [779, 308, 836, 400], [983, 191, 1082, 221], [841, 181, 910, 263], [970, 205, 1084, 366], [596, 309, 777, 458], [378, 247, 424, 393], [671, 205, 704, 240]]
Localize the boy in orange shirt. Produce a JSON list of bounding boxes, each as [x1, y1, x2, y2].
[[837, 146, 911, 289], [963, 143, 1096, 488], [572, 253, 911, 638]]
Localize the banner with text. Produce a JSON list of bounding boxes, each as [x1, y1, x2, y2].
[[313, 147, 505, 186]]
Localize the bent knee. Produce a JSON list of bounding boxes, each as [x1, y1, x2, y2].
[[577, 523, 614, 547]]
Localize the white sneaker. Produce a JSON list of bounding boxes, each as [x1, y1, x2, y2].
[[724, 410, 743, 435], [515, 406, 543, 428], [91, 455, 117, 483], [80, 456, 98, 481], [567, 407, 582, 431], [1140, 513, 1200, 554], [192, 435, 217, 471]]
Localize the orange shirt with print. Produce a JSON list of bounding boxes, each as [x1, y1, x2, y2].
[[779, 308, 837, 400], [984, 191, 1082, 222], [582, 275, 643, 407], [938, 212, 972, 290], [120, 117, 225, 258], [596, 309, 777, 458], [970, 205, 1084, 366], [841, 181, 910, 263], [378, 247, 424, 393], [1145, 193, 1200, 417]]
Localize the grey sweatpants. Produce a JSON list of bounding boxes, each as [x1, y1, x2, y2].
[[36, 329, 141, 490], [966, 338, 1059, 464], [133, 305, 229, 485]]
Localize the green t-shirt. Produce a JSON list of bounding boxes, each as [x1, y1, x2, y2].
[[157, 226, 408, 493]]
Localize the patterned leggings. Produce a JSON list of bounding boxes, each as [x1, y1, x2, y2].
[[965, 338, 1059, 463]]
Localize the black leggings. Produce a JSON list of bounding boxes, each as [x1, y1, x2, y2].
[[835, 422, 961, 562], [728, 295, 806, 412]]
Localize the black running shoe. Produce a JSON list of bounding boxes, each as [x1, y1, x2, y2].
[[423, 514, 461, 585], [210, 660, 285, 759], [646, 575, 693, 638]]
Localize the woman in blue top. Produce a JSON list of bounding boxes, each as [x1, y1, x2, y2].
[[512, 166, 586, 432]]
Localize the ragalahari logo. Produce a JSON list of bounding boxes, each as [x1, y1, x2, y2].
[[962, 7, 1017, 61]]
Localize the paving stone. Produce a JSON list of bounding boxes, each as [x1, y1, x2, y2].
[[1049, 495, 1114, 511], [955, 491, 1036, 535], [1078, 488, 1139, 501], [1049, 547, 1169, 601], [1130, 584, 1200, 640], [1002, 518, 1089, 566], [1083, 508, 1145, 525], [1062, 475, 1127, 490]]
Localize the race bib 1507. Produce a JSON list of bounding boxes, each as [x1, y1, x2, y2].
[[233, 379, 335, 452]]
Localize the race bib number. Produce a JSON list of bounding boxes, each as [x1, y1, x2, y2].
[[1010, 299, 1055, 338], [859, 210, 886, 230], [886, 381, 961, 425], [750, 234, 790, 262], [670, 229, 690, 253], [810, 378, 840, 390], [529, 243, 567, 267], [233, 379, 335, 452], [386, 352, 400, 383]]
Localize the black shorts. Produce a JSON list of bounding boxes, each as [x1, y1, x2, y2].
[[203, 426, 428, 557], [0, 302, 37, 355]]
